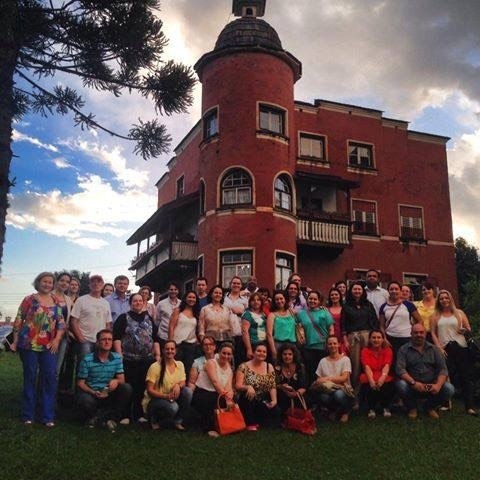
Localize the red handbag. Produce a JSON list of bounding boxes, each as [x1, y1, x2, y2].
[[282, 393, 317, 435], [214, 394, 246, 435]]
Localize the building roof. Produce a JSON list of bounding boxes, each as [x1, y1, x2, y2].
[[215, 17, 282, 51]]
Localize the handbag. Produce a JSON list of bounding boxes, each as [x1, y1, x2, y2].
[[282, 392, 317, 435], [290, 308, 306, 345], [463, 330, 480, 362], [312, 379, 356, 398], [214, 394, 246, 435]]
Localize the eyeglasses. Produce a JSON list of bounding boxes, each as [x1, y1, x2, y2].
[[202, 342, 215, 347], [99, 338, 113, 342]]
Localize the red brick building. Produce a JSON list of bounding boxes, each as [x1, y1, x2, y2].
[[127, 0, 456, 298]]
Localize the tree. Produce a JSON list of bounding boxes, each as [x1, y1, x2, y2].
[[455, 237, 480, 304], [0, 1, 196, 268], [54, 269, 91, 295]]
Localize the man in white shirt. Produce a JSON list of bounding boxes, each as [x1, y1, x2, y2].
[[365, 269, 389, 318], [155, 282, 181, 345], [70, 274, 112, 360]]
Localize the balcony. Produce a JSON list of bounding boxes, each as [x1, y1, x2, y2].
[[297, 218, 351, 247], [132, 240, 198, 284]]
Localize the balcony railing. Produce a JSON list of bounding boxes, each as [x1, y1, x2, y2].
[[297, 219, 351, 246]]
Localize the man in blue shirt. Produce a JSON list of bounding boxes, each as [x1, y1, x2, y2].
[[106, 275, 130, 324], [77, 329, 132, 431]]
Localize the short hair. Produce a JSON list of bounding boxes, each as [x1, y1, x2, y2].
[[201, 335, 216, 346], [422, 280, 436, 291], [114, 275, 129, 285], [229, 276, 243, 286], [218, 341, 235, 353], [287, 272, 301, 283], [307, 290, 324, 304], [257, 287, 270, 297], [138, 285, 152, 300], [168, 281, 181, 291], [128, 293, 143, 306], [387, 281, 402, 291], [366, 269, 380, 277], [33, 272, 55, 291], [196, 277, 208, 284], [96, 329, 113, 341], [248, 292, 263, 309], [56, 272, 72, 282]]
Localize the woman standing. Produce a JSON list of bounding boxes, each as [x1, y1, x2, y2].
[[379, 281, 422, 361], [430, 290, 477, 415], [326, 287, 344, 349], [241, 293, 267, 360], [142, 340, 191, 430], [191, 342, 235, 437], [198, 285, 232, 346], [139, 285, 156, 320], [235, 342, 277, 430], [415, 281, 437, 339], [224, 276, 248, 365], [53, 273, 73, 379], [266, 290, 297, 361], [67, 277, 81, 303], [360, 330, 395, 419], [341, 282, 377, 393], [401, 284, 413, 302], [11, 272, 65, 426], [274, 343, 307, 413], [169, 291, 200, 375], [335, 280, 347, 303], [310, 335, 352, 423], [297, 291, 334, 383], [113, 293, 160, 422], [101, 283, 114, 298], [286, 281, 305, 314]]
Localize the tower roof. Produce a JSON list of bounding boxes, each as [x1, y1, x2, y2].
[[215, 17, 282, 51]]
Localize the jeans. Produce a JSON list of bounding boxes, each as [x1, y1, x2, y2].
[[76, 341, 96, 362], [147, 387, 192, 425], [56, 336, 69, 378], [316, 389, 353, 414], [395, 379, 455, 411], [76, 383, 133, 421], [19, 349, 58, 423]]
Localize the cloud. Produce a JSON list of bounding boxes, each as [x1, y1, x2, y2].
[[6, 174, 157, 249], [52, 157, 74, 169], [12, 129, 59, 152]]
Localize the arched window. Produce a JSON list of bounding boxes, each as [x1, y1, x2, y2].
[[274, 175, 292, 211], [221, 169, 252, 206]]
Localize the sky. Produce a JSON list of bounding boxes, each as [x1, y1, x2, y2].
[[2, 0, 480, 319]]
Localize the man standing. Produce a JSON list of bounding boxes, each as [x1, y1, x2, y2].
[[196, 277, 209, 309], [106, 275, 130, 324], [76, 329, 132, 431], [155, 282, 181, 345], [241, 276, 259, 298], [70, 275, 112, 360], [396, 323, 454, 419], [365, 269, 389, 317]]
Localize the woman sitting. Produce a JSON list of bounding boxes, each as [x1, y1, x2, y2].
[[310, 335, 353, 423], [142, 340, 191, 430], [297, 290, 334, 383], [274, 343, 307, 413], [360, 330, 395, 419], [241, 293, 267, 360], [191, 342, 235, 437], [235, 342, 278, 431]]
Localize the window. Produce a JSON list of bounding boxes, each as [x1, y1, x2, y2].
[[203, 108, 218, 140], [399, 205, 424, 240], [299, 133, 326, 160], [259, 104, 285, 135], [275, 253, 294, 289], [348, 142, 374, 168], [221, 251, 252, 288], [352, 200, 377, 235], [199, 180, 206, 215], [274, 175, 292, 211], [221, 168, 252, 206], [403, 273, 428, 300], [176, 175, 185, 198], [197, 255, 204, 278]]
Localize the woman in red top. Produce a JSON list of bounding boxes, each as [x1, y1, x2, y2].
[[360, 330, 395, 419]]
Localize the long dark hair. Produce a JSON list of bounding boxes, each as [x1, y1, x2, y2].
[[158, 340, 176, 388], [207, 284, 225, 304], [285, 281, 301, 308], [326, 287, 344, 307], [271, 289, 288, 312], [179, 290, 200, 318], [276, 342, 302, 370], [345, 281, 369, 307]]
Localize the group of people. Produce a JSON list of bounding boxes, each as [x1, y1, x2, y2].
[[11, 268, 478, 434]]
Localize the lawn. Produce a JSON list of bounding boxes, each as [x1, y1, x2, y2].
[[1, 352, 480, 480]]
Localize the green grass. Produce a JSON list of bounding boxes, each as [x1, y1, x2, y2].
[[1, 352, 480, 480]]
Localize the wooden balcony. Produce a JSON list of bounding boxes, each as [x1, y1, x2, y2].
[[297, 218, 351, 247]]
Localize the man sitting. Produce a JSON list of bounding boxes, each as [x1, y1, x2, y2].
[[76, 329, 132, 431], [396, 323, 454, 419]]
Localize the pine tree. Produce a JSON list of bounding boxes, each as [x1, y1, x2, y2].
[[0, 0, 196, 267]]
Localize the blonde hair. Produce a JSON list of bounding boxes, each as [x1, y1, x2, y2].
[[432, 289, 462, 325]]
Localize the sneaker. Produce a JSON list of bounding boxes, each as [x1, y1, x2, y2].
[[208, 430, 220, 438], [174, 423, 186, 431], [426, 409, 439, 420], [137, 416, 148, 424], [119, 418, 130, 425], [439, 400, 452, 411], [339, 413, 349, 423], [246, 425, 258, 431], [407, 409, 418, 420], [85, 417, 97, 428], [467, 408, 479, 416], [383, 408, 392, 418], [150, 421, 160, 430], [45, 422, 55, 428], [105, 420, 117, 432], [367, 409, 376, 420], [23, 420, 33, 425]]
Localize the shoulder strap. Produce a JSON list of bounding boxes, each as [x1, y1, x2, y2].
[[385, 303, 402, 329], [305, 309, 327, 340]]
